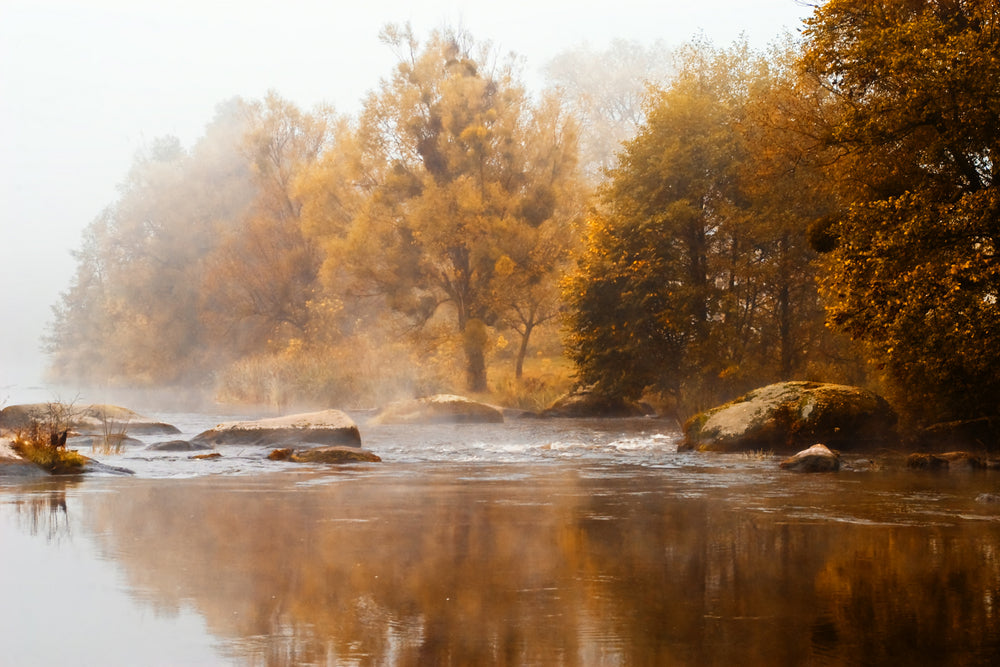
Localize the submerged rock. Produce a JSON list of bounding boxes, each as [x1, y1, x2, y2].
[[191, 410, 361, 448], [81, 458, 135, 476], [146, 439, 212, 452], [779, 444, 841, 473], [68, 434, 145, 450], [289, 446, 381, 464], [0, 403, 180, 436], [906, 451, 985, 471], [267, 446, 380, 463], [370, 394, 503, 425], [681, 381, 897, 453], [542, 389, 654, 418]]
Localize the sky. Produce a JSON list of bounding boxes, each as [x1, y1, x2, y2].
[[0, 0, 814, 391]]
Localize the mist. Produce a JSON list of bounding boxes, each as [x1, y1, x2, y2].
[[1, 1, 812, 406]]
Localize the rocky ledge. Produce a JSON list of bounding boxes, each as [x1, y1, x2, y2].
[[369, 394, 504, 425], [0, 403, 180, 437], [190, 410, 362, 448]]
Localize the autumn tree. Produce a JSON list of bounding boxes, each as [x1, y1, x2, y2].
[[304, 25, 582, 392], [201, 93, 338, 357], [802, 0, 1000, 423], [47, 102, 256, 386], [564, 40, 842, 414]]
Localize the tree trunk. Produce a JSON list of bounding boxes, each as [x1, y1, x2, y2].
[[463, 318, 489, 392], [514, 321, 534, 380]]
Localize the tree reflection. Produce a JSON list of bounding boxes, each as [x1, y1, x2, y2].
[[79, 471, 1000, 665], [12, 479, 75, 543]]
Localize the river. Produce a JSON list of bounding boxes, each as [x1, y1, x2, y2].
[[2, 412, 1000, 665]]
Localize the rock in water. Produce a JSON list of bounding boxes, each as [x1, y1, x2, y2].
[[681, 381, 897, 453], [369, 394, 504, 425], [191, 410, 361, 448], [779, 444, 841, 473], [290, 447, 381, 464], [541, 388, 654, 418], [0, 403, 180, 436]]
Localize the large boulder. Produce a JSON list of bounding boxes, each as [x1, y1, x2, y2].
[[191, 410, 361, 448], [681, 381, 897, 453], [369, 394, 504, 425], [0, 403, 180, 436], [541, 389, 654, 418], [779, 444, 841, 473]]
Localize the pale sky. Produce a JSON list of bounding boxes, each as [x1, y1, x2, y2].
[[0, 0, 813, 389]]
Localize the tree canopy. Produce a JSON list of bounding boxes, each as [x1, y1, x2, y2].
[[802, 0, 1000, 422], [300, 25, 582, 392], [563, 40, 852, 415]]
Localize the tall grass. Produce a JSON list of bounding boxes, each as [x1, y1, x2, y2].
[[95, 409, 131, 455]]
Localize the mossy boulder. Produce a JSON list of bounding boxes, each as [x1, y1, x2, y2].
[[369, 394, 504, 425], [681, 381, 897, 453], [191, 410, 361, 448]]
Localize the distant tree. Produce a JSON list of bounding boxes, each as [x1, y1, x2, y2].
[[802, 0, 1000, 422], [545, 39, 675, 182], [47, 102, 256, 386], [303, 25, 583, 391], [201, 93, 337, 356]]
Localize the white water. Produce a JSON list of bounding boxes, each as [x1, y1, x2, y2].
[[86, 412, 690, 478]]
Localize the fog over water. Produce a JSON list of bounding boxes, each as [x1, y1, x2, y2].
[[0, 0, 811, 392]]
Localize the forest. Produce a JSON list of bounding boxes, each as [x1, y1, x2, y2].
[[46, 1, 1000, 428]]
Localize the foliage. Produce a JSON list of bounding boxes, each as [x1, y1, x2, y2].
[[95, 408, 131, 455], [802, 0, 1000, 423], [11, 439, 87, 475], [563, 40, 854, 416], [10, 401, 87, 474], [300, 25, 584, 392]]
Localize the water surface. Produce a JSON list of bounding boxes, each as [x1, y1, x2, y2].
[[3, 416, 1000, 665]]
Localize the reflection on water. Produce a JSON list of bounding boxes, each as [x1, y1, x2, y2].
[[3, 462, 997, 665]]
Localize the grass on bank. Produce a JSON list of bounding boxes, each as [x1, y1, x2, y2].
[[11, 437, 87, 474], [9, 414, 87, 474]]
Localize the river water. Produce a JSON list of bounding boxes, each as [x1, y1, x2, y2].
[[2, 413, 1000, 666]]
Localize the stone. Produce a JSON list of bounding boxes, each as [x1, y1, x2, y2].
[[191, 410, 361, 448], [906, 453, 950, 470], [0, 403, 180, 436], [191, 452, 222, 460], [938, 451, 986, 470], [369, 394, 504, 425], [779, 444, 841, 473], [541, 389, 654, 418], [0, 437, 47, 477], [681, 381, 897, 453], [146, 439, 212, 452], [289, 446, 382, 464]]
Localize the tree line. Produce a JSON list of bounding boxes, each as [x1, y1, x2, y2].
[[47, 2, 1000, 427]]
